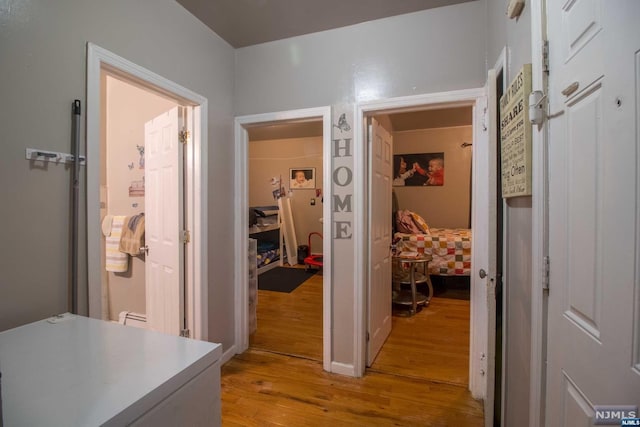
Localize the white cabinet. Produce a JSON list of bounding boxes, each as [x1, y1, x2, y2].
[[0, 314, 222, 427]]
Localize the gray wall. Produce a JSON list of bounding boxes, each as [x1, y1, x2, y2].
[[0, 0, 236, 352], [485, 0, 533, 423], [235, 1, 486, 366], [235, 2, 487, 115]]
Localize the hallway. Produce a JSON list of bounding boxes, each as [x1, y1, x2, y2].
[[223, 274, 481, 425]]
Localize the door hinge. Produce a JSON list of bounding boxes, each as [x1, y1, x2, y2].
[[180, 229, 191, 244], [542, 256, 550, 291], [542, 40, 549, 74], [482, 106, 488, 132], [366, 332, 370, 342], [179, 129, 190, 144], [180, 328, 190, 338]]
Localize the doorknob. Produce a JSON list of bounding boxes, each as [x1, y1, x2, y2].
[[479, 269, 487, 279], [140, 245, 149, 255]]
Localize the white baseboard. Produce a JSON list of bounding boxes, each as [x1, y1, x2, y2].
[[220, 344, 237, 366], [330, 361, 356, 377]]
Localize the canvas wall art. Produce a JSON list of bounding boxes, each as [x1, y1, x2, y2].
[[393, 152, 445, 186]]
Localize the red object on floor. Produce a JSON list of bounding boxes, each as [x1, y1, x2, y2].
[[304, 232, 323, 270]]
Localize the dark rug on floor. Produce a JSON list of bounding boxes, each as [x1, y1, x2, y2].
[[258, 267, 316, 293]]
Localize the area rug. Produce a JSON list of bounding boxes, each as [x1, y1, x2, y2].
[[258, 267, 316, 293]]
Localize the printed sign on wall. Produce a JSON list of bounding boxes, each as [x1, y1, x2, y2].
[[500, 63, 532, 198], [332, 108, 354, 239]]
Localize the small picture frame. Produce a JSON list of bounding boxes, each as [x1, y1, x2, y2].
[[290, 168, 316, 189]]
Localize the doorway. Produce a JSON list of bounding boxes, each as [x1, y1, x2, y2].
[[234, 108, 332, 371], [354, 87, 495, 403], [247, 121, 325, 360], [86, 44, 208, 340], [99, 74, 180, 331], [366, 107, 475, 387]]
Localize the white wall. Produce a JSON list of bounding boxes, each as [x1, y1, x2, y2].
[[0, 0, 236, 353], [485, 0, 534, 423], [235, 1, 486, 367]]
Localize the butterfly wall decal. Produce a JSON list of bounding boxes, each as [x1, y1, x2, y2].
[[333, 113, 351, 132]]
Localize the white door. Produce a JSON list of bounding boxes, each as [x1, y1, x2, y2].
[[481, 70, 498, 425], [546, 2, 640, 424], [468, 79, 497, 418], [367, 117, 393, 366], [144, 106, 185, 335]]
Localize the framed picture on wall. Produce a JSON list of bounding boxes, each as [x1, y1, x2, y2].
[[393, 152, 444, 187], [290, 168, 316, 189]]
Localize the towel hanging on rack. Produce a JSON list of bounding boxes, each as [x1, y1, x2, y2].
[[120, 213, 145, 256], [105, 216, 128, 272], [101, 215, 114, 237]]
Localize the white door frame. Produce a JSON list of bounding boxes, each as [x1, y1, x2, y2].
[[491, 47, 509, 425], [353, 88, 489, 398], [234, 107, 333, 372], [86, 43, 209, 340], [529, 0, 548, 424]]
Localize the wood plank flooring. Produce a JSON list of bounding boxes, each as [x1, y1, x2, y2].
[[222, 269, 482, 425], [221, 349, 483, 426], [249, 271, 323, 361], [371, 296, 471, 386]]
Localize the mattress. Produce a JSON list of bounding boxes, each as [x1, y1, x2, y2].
[[395, 228, 472, 276]]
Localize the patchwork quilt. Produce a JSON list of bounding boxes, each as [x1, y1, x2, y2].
[[395, 228, 472, 276]]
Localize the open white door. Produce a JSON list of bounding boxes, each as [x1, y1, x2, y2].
[[144, 106, 185, 336], [366, 117, 393, 366], [546, 2, 640, 424], [470, 72, 497, 422], [484, 69, 498, 425]]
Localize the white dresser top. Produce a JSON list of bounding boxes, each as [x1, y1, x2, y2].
[[0, 314, 221, 427]]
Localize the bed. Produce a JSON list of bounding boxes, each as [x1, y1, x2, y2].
[[393, 208, 472, 276], [395, 228, 472, 276]]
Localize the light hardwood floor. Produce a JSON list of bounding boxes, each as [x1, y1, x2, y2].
[[222, 270, 482, 425], [249, 271, 324, 361], [221, 349, 483, 426], [371, 295, 471, 386]]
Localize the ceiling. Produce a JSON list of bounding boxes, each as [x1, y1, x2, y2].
[[176, 0, 476, 48]]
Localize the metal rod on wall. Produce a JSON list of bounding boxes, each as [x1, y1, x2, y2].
[[71, 100, 81, 314]]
